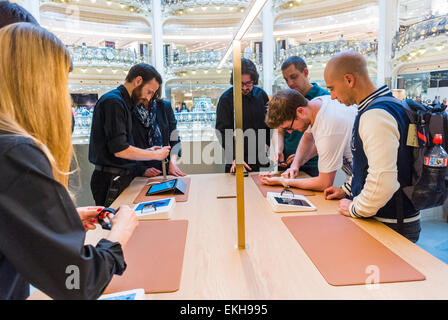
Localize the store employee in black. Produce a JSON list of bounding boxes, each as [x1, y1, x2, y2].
[[89, 64, 171, 206], [215, 58, 272, 173], [132, 98, 186, 177]]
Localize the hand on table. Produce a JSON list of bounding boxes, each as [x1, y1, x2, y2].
[[338, 199, 352, 217], [324, 186, 347, 200], [230, 160, 252, 174], [144, 167, 162, 178], [169, 160, 186, 177]]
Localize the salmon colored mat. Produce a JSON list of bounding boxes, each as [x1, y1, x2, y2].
[[105, 220, 188, 294], [282, 215, 426, 286]]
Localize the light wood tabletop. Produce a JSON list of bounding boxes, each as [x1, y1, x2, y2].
[[30, 173, 448, 300]]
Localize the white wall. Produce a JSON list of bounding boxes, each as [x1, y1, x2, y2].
[[427, 87, 448, 101]]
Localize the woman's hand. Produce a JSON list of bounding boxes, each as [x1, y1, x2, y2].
[[76, 206, 104, 230], [106, 205, 139, 249]]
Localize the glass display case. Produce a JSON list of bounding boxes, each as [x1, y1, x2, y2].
[[174, 110, 217, 142], [71, 102, 218, 144], [71, 94, 97, 145], [72, 107, 94, 145]]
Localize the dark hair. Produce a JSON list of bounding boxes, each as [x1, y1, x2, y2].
[[0, 1, 39, 29], [125, 63, 163, 101], [281, 56, 308, 72], [230, 58, 259, 85], [265, 89, 308, 128]]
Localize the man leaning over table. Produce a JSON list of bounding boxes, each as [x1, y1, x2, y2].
[[323, 51, 420, 243], [259, 89, 357, 192]]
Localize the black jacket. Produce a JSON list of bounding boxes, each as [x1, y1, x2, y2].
[[88, 85, 137, 170], [215, 86, 271, 170], [0, 132, 126, 300]]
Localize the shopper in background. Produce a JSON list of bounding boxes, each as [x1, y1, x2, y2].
[[89, 64, 171, 206], [323, 51, 420, 243], [0, 1, 38, 28], [180, 102, 189, 112], [132, 94, 186, 177], [261, 89, 356, 191], [276, 56, 330, 178], [0, 23, 138, 300], [215, 58, 271, 173], [441, 98, 447, 109]]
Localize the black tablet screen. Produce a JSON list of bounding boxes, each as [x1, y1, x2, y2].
[[274, 197, 311, 207]]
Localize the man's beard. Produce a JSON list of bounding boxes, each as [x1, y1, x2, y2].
[[131, 84, 149, 108], [242, 88, 252, 96]]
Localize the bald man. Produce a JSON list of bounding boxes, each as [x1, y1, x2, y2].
[[323, 51, 420, 243]]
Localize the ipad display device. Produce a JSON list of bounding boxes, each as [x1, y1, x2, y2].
[[146, 179, 187, 196], [267, 192, 316, 212]]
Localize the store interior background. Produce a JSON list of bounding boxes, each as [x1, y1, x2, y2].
[[13, 0, 448, 262]]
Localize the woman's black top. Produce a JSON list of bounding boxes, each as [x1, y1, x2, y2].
[[0, 131, 126, 300]]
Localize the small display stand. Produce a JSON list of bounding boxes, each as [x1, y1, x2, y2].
[[267, 189, 317, 213], [134, 198, 176, 220]]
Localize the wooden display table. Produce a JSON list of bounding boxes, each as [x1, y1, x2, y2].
[[29, 173, 448, 299]]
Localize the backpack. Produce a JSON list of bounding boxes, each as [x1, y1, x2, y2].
[[367, 96, 448, 211]]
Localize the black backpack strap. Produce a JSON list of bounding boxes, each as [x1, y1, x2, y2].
[[396, 189, 405, 234], [366, 96, 404, 109]]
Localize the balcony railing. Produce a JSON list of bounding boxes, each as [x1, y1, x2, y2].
[[165, 49, 262, 72], [162, 0, 249, 8], [392, 15, 448, 57], [162, 0, 250, 15], [68, 45, 145, 69], [166, 50, 223, 67], [274, 40, 378, 70]]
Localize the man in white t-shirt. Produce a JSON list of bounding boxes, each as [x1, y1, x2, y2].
[[260, 89, 357, 191]]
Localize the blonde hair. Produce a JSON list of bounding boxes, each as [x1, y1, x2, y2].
[[0, 23, 74, 188]]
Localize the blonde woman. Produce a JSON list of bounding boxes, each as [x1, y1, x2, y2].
[[0, 23, 138, 300]]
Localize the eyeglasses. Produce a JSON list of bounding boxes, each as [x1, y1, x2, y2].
[[241, 81, 254, 88], [287, 117, 295, 131]]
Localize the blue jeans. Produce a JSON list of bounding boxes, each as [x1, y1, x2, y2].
[[382, 219, 421, 243]]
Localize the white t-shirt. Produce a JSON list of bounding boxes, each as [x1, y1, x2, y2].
[[306, 95, 358, 173]]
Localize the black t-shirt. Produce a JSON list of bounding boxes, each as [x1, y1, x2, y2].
[[88, 85, 137, 170], [215, 86, 271, 167], [0, 132, 126, 299]]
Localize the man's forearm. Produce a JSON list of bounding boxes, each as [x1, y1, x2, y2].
[[114, 146, 160, 161], [286, 171, 335, 191], [275, 129, 285, 153], [291, 132, 316, 168]]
